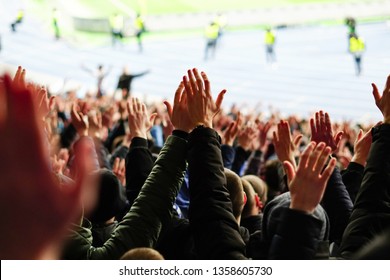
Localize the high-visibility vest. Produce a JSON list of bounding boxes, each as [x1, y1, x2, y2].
[[16, 10, 24, 21], [349, 37, 365, 53], [134, 16, 144, 31], [110, 15, 123, 30], [265, 31, 275, 45], [205, 24, 219, 40]]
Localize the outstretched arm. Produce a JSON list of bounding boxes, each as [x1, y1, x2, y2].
[[340, 75, 390, 259], [184, 68, 247, 259]]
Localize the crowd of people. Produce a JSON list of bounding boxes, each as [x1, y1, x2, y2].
[[0, 65, 389, 260]]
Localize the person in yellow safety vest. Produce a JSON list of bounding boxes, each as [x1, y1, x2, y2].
[[10, 9, 24, 32], [349, 34, 365, 76], [264, 27, 276, 63], [110, 13, 124, 47], [134, 14, 146, 52], [204, 22, 220, 60], [52, 8, 61, 40]]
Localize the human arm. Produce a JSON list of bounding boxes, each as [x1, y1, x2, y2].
[[184, 68, 247, 259], [340, 75, 390, 258], [267, 142, 336, 259], [0, 73, 85, 259]]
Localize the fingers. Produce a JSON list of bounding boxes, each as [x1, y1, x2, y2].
[[113, 157, 120, 172], [201, 71, 211, 93], [126, 98, 133, 115], [193, 68, 204, 95], [299, 141, 316, 168], [324, 112, 332, 133], [372, 83, 381, 105], [174, 81, 184, 105], [313, 146, 332, 174], [306, 142, 326, 171], [385, 75, 390, 93], [283, 161, 296, 184], [163, 101, 173, 119], [272, 130, 279, 144], [320, 157, 337, 185], [334, 131, 344, 147], [183, 76, 193, 101], [293, 134, 303, 147], [187, 69, 198, 96], [149, 113, 158, 127], [310, 118, 317, 138], [215, 89, 226, 110], [356, 129, 363, 142]]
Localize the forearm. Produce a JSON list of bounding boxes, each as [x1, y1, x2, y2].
[[90, 135, 188, 259], [125, 137, 154, 207], [188, 127, 247, 260]]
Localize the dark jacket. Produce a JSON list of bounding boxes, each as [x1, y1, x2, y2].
[[340, 124, 390, 259], [62, 135, 187, 259], [341, 161, 364, 203], [188, 127, 247, 260], [321, 167, 353, 246]]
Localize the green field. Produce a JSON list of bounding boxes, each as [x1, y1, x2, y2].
[[81, 0, 373, 15]]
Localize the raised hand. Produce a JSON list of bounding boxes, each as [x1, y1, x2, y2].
[[127, 97, 157, 139], [0, 74, 84, 259], [112, 157, 126, 187], [88, 110, 103, 139], [12, 66, 26, 87], [351, 128, 372, 166], [71, 103, 89, 136], [183, 68, 226, 128], [273, 120, 303, 170], [310, 110, 343, 152], [284, 142, 337, 214], [257, 121, 272, 152], [222, 112, 242, 146], [163, 81, 195, 133], [238, 122, 258, 151], [372, 75, 390, 123]]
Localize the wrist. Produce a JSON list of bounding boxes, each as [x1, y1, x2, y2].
[[289, 202, 314, 215], [131, 132, 147, 139], [351, 154, 366, 166]]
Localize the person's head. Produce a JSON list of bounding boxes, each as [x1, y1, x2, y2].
[[98, 65, 103, 71], [120, 248, 164, 260], [241, 178, 261, 218], [260, 159, 286, 204], [241, 174, 268, 207], [224, 168, 246, 224], [87, 168, 126, 224], [262, 192, 330, 258]]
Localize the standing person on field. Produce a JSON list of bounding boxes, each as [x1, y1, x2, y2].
[[349, 33, 365, 76], [204, 22, 219, 61], [134, 14, 146, 52], [52, 8, 61, 40], [10, 9, 24, 32], [264, 27, 276, 64], [110, 13, 124, 47]]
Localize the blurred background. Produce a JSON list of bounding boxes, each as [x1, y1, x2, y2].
[[0, 0, 389, 122]]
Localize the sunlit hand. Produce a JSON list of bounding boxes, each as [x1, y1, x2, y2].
[[183, 68, 226, 128], [127, 97, 157, 139], [284, 142, 336, 214], [273, 120, 303, 171], [310, 110, 343, 152], [164, 81, 195, 133], [372, 75, 390, 124]]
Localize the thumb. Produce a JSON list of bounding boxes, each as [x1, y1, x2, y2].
[[149, 113, 158, 126], [283, 161, 295, 185], [163, 101, 173, 119], [293, 134, 303, 147], [215, 89, 227, 110]]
